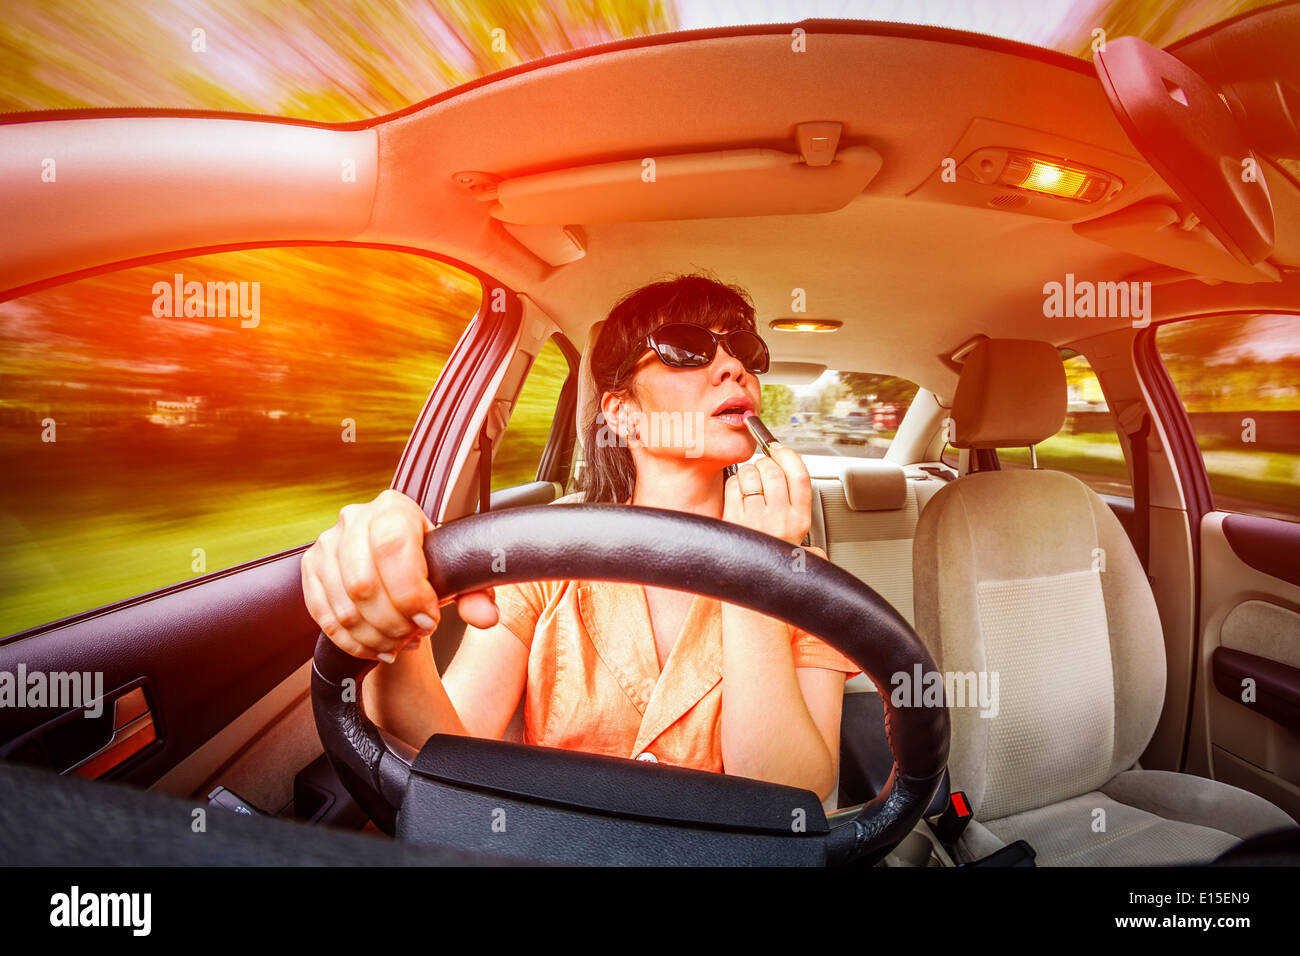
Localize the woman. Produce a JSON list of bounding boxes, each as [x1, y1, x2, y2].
[[300, 273, 860, 801]]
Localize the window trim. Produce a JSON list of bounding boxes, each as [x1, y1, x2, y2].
[[480, 330, 580, 494], [533, 334, 582, 487], [395, 278, 521, 525], [1053, 347, 1134, 497]]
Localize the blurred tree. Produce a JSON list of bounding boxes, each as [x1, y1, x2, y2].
[[837, 372, 918, 406], [1054, 0, 1278, 59], [760, 383, 794, 428], [819, 381, 843, 417], [1157, 314, 1300, 412], [795, 391, 821, 413], [0, 0, 677, 119]]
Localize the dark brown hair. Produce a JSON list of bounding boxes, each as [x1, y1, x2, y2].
[[578, 271, 758, 504]]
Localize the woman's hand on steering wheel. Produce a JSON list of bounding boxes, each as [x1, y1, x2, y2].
[[300, 489, 500, 663]]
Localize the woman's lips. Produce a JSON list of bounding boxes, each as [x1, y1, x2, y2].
[[711, 412, 750, 427]]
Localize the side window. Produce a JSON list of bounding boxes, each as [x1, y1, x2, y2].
[[491, 335, 571, 491], [1156, 313, 1300, 523], [999, 353, 1132, 496], [0, 247, 482, 637]]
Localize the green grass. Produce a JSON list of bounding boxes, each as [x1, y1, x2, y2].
[[0, 479, 376, 637]]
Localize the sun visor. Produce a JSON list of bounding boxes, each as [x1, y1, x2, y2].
[[1170, 2, 1300, 158], [1073, 202, 1280, 283], [761, 362, 827, 386], [483, 145, 882, 225], [1094, 36, 1275, 266], [498, 221, 587, 266]]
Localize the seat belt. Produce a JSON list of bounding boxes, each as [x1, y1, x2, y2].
[[1127, 412, 1152, 577], [965, 447, 998, 475], [919, 465, 956, 483]]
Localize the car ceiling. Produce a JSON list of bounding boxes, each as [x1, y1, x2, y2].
[[365, 22, 1300, 392]]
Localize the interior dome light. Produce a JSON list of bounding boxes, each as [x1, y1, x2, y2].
[[769, 319, 842, 332], [1001, 155, 1111, 202], [959, 148, 1121, 203]]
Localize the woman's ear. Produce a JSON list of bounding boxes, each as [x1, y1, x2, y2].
[[598, 391, 621, 438], [602, 391, 640, 443]]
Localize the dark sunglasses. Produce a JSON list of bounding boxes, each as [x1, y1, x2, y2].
[[615, 323, 770, 380]]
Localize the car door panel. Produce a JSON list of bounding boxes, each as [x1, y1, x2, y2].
[[150, 662, 316, 811], [1213, 647, 1300, 733], [1189, 513, 1300, 822], [1222, 512, 1300, 588], [0, 549, 317, 791]]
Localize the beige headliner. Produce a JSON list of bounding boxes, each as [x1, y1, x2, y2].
[[2, 23, 1298, 394]]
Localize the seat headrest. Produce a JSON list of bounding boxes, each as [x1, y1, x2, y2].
[[950, 339, 1066, 448], [574, 319, 606, 454], [839, 458, 907, 511]]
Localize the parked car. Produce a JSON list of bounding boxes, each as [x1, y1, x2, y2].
[[828, 411, 875, 445]]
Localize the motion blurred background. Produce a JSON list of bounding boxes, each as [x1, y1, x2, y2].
[[0, 0, 1295, 636]]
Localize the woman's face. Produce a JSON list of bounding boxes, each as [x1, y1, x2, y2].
[[613, 322, 763, 466]]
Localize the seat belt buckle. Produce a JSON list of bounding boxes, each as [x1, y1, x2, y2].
[[961, 840, 1037, 867], [934, 789, 973, 848]]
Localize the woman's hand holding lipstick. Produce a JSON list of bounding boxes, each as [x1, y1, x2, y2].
[[722, 414, 814, 547]]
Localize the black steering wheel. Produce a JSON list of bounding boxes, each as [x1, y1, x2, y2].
[[311, 503, 949, 866]]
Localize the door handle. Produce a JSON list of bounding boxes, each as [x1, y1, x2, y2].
[[65, 686, 157, 778], [1, 680, 161, 778]]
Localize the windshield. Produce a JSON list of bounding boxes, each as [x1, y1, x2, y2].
[[0, 0, 1276, 121]]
